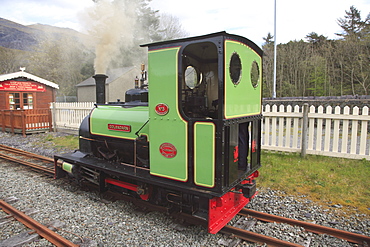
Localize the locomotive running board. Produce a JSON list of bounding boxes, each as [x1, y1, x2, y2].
[[54, 151, 219, 198]]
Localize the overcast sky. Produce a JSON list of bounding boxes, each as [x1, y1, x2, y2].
[[0, 0, 369, 46]]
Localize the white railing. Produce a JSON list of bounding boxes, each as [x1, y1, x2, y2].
[[50, 102, 370, 160], [50, 102, 95, 132], [262, 104, 369, 160]]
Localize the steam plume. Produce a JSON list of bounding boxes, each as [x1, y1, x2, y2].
[[81, 0, 137, 74]]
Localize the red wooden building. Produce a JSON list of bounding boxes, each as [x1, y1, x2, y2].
[[0, 68, 59, 136]]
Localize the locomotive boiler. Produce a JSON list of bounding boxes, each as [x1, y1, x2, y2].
[[54, 31, 263, 234]]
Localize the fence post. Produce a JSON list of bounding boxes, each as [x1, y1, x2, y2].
[[21, 110, 26, 137], [1, 110, 4, 133], [10, 110, 14, 135], [48, 109, 53, 132], [50, 102, 57, 132], [301, 103, 309, 157]]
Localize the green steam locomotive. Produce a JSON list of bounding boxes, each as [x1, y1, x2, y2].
[[54, 31, 262, 234]]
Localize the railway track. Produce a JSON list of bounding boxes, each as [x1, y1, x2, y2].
[[218, 208, 370, 246], [239, 208, 370, 245], [0, 198, 78, 247], [0, 144, 369, 246], [104, 187, 370, 246], [0, 144, 54, 175]]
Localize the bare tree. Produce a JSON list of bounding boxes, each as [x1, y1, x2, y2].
[[0, 47, 28, 74], [27, 36, 90, 97], [157, 13, 189, 41]]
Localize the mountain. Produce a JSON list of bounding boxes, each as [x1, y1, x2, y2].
[[28, 23, 90, 44], [0, 17, 91, 51], [0, 17, 41, 50]]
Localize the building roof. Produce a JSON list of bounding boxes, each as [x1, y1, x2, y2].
[[0, 68, 59, 89], [76, 67, 136, 87]]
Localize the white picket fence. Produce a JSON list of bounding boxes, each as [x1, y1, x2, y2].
[[50, 102, 370, 160], [50, 102, 95, 132], [262, 104, 369, 160]]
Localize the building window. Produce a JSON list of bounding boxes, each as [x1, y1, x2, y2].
[[23, 93, 33, 109], [9, 93, 33, 110]]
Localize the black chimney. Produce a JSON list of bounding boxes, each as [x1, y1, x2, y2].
[[93, 74, 108, 104]]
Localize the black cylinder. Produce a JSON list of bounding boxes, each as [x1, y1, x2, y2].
[[93, 74, 108, 104]]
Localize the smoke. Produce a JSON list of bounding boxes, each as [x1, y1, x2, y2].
[[81, 0, 137, 74]]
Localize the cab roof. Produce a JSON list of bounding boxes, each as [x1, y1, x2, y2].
[[140, 31, 263, 57]]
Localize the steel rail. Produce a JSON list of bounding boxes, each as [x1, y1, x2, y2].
[[0, 152, 54, 174], [240, 208, 370, 245], [221, 225, 304, 247], [173, 210, 303, 246], [0, 199, 78, 247], [0, 144, 54, 163]]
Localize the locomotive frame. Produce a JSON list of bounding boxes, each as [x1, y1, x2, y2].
[[54, 31, 263, 234]]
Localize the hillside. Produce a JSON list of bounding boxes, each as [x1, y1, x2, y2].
[[28, 23, 92, 46], [0, 17, 40, 50], [0, 17, 91, 51]]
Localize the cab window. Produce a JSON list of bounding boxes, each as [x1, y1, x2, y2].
[[180, 42, 218, 119]]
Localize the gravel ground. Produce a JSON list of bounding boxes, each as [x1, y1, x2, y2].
[[0, 132, 369, 246]]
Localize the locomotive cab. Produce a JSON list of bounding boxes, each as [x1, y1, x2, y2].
[[144, 32, 262, 233], [144, 32, 262, 191]]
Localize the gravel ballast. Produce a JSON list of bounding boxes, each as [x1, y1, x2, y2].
[[0, 132, 369, 246]]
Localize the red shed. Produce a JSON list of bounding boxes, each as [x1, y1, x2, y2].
[[0, 68, 59, 136]]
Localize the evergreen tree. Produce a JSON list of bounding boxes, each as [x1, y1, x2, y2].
[[336, 5, 369, 40], [263, 32, 274, 45], [306, 32, 327, 45], [262, 33, 274, 97]]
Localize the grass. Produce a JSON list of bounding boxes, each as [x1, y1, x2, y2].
[[38, 133, 79, 152], [260, 151, 370, 214]]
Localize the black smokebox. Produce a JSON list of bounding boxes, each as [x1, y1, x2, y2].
[[93, 74, 108, 104]]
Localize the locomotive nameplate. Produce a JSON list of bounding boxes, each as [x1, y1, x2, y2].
[[108, 124, 131, 132]]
